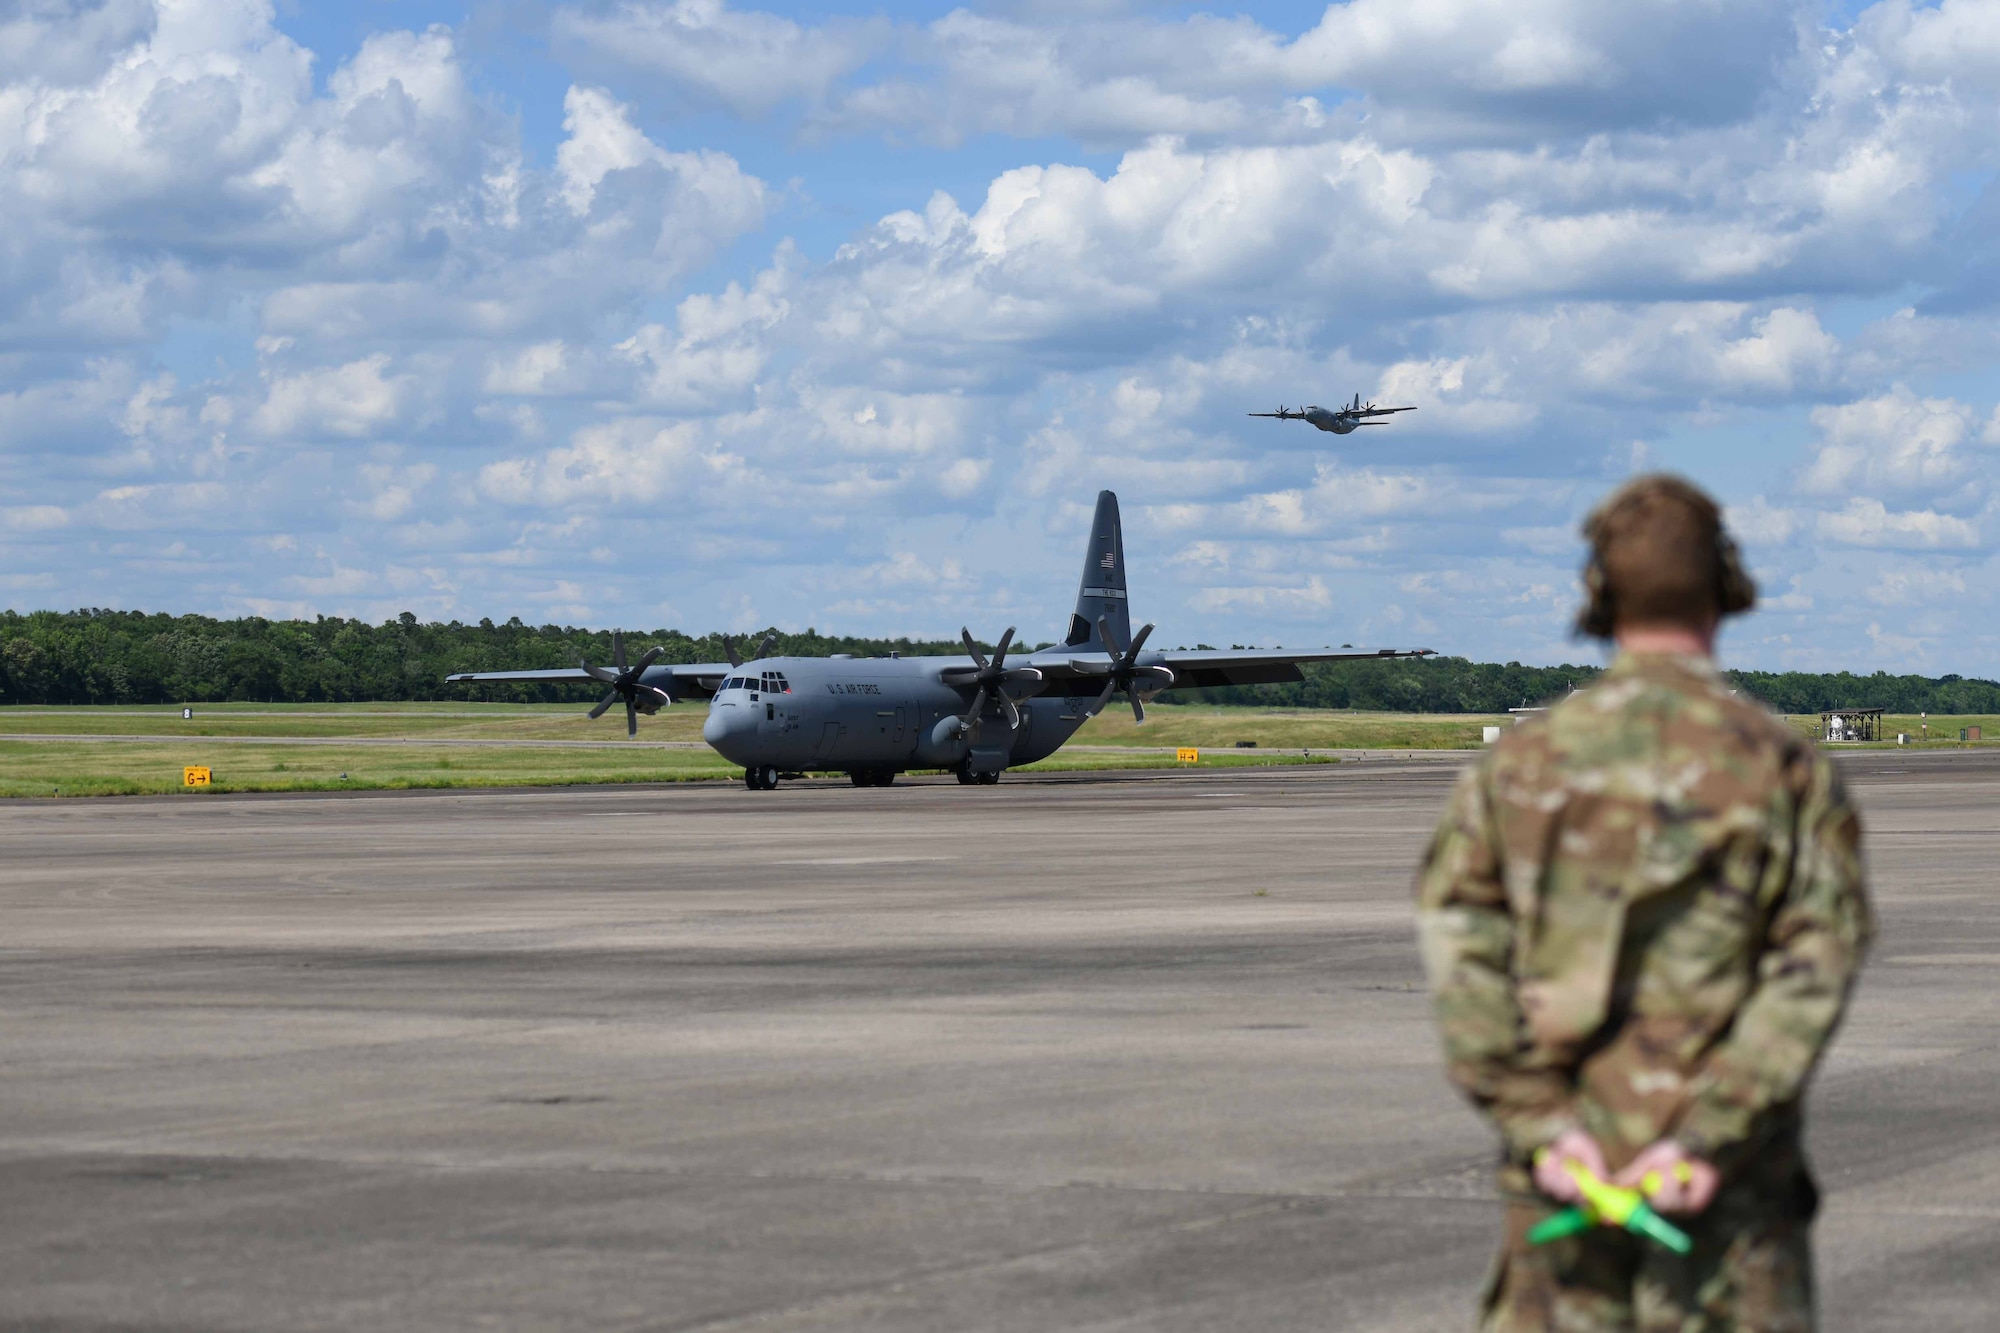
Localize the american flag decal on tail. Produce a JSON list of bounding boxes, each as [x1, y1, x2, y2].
[[1100, 552, 1115, 569]]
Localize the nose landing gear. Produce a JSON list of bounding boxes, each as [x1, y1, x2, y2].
[[743, 765, 781, 791]]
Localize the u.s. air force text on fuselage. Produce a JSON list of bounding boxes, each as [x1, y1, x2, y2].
[[445, 490, 1432, 790]]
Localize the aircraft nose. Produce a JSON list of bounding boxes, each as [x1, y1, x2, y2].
[[703, 703, 751, 758]]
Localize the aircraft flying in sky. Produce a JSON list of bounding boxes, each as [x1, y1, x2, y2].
[[446, 491, 1432, 789], [1249, 393, 1416, 434]]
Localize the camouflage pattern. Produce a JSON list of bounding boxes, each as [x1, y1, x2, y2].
[[1483, 1184, 1814, 1333], [1415, 651, 1872, 1331]]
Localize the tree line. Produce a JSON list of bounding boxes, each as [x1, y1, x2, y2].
[[4, 609, 1997, 715]]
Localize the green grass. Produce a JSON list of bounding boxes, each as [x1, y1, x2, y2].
[[0, 738, 736, 798], [0, 701, 710, 743], [1087, 706, 1507, 750], [8, 701, 1989, 798]]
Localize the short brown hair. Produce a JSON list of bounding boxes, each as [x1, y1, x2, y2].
[[1575, 474, 1755, 638]]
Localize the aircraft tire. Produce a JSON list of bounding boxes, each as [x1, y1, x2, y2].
[[743, 770, 761, 790], [758, 765, 780, 790], [849, 770, 871, 788], [954, 763, 977, 785], [978, 770, 1001, 785]]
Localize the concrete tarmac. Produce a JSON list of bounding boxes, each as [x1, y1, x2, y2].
[[2, 753, 1995, 1331]]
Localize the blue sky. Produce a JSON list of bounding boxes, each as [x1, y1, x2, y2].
[[4, 0, 2000, 673]]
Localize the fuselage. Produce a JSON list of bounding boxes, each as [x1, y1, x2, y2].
[[694, 653, 1102, 773], [1303, 407, 1358, 433]]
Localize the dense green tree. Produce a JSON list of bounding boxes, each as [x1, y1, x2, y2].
[[1, 609, 1995, 714]]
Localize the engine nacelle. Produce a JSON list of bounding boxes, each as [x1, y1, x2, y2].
[[915, 715, 972, 766]]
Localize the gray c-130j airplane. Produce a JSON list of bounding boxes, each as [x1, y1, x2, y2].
[[446, 491, 1432, 789], [1249, 393, 1415, 434]]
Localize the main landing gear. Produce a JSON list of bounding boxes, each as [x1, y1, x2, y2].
[[849, 769, 896, 788], [955, 761, 1001, 786]]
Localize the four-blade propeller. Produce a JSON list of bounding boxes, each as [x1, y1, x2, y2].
[[721, 633, 778, 669], [940, 626, 1044, 737], [581, 629, 668, 738], [1076, 616, 1175, 723]]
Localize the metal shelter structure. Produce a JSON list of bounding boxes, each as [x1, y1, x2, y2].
[[1820, 707, 1884, 742]]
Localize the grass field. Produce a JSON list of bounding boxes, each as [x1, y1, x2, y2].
[[0, 703, 1451, 797], [3, 703, 1989, 798]]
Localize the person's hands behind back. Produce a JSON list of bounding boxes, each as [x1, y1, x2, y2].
[[1533, 1129, 1609, 1204], [1615, 1140, 1720, 1216]]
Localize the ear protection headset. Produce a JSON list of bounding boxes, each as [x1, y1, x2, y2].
[[1575, 478, 1756, 639]]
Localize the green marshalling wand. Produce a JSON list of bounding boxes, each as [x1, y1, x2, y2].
[[1526, 1154, 1694, 1255]]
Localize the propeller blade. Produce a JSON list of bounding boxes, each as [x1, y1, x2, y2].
[[1125, 622, 1155, 664], [961, 628, 988, 671], [580, 660, 619, 684], [1130, 692, 1146, 725], [721, 635, 743, 668], [626, 699, 638, 738], [1096, 613, 1122, 656], [613, 630, 627, 673], [753, 633, 776, 663], [993, 627, 1015, 667], [999, 693, 1021, 729], [1088, 676, 1118, 717], [632, 646, 664, 674], [588, 689, 621, 720], [1000, 666, 1043, 687], [958, 687, 989, 736]]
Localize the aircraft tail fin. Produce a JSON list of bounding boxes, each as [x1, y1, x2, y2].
[[1064, 490, 1133, 650]]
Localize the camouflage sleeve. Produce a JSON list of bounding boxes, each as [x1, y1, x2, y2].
[[1415, 762, 1579, 1157], [1673, 754, 1875, 1162]]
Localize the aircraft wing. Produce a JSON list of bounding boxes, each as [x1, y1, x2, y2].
[[444, 662, 734, 700], [1147, 645, 1433, 689], [443, 667, 596, 684], [1356, 405, 1416, 417], [1034, 645, 1433, 690]]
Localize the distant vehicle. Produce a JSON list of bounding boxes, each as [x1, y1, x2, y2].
[[446, 491, 1433, 789], [1249, 393, 1415, 435]]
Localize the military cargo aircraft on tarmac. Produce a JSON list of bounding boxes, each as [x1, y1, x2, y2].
[[1249, 393, 1415, 434], [446, 492, 1432, 789]]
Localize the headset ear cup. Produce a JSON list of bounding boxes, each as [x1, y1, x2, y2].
[[1716, 533, 1756, 616], [1575, 557, 1616, 639]]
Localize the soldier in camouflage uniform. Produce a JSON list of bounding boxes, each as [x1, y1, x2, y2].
[[1416, 475, 1873, 1332]]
